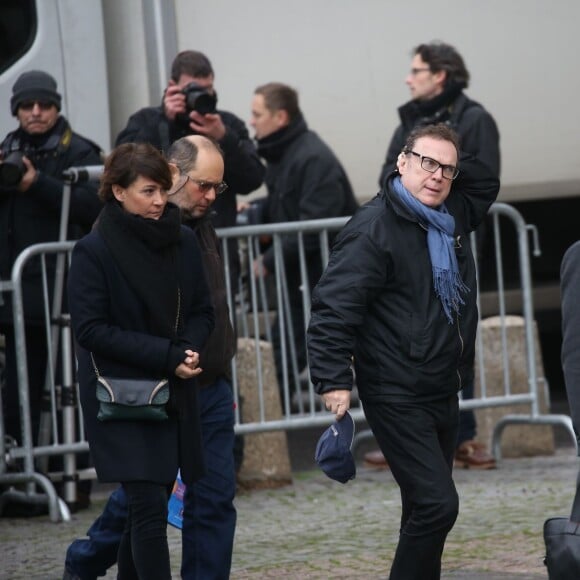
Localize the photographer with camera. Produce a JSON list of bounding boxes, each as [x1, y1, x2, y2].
[[0, 70, 102, 463], [0, 70, 102, 515], [115, 50, 265, 237]]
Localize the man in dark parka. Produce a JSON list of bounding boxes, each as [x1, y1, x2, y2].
[[249, 82, 358, 392], [115, 49, 265, 289], [0, 70, 102, 447]]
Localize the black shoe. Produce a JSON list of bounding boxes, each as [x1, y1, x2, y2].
[[62, 567, 82, 580], [62, 566, 97, 580]]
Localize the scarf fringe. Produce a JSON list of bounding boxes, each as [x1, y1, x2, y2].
[[434, 268, 470, 324]]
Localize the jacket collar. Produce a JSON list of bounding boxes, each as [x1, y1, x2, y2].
[[256, 113, 308, 162], [398, 83, 467, 130]]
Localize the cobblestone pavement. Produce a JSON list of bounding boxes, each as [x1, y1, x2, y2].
[[1, 447, 577, 579]]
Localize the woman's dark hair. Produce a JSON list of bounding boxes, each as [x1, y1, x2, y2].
[[414, 41, 470, 88], [404, 123, 461, 157], [98, 143, 173, 202]]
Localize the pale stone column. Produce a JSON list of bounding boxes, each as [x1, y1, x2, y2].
[[235, 337, 293, 489], [473, 315, 555, 457]]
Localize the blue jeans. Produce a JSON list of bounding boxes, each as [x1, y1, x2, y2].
[[181, 377, 237, 579], [65, 377, 237, 580]]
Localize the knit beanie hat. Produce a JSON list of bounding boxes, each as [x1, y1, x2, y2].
[[10, 71, 62, 115]]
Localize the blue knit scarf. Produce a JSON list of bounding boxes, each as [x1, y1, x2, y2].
[[392, 176, 469, 324]]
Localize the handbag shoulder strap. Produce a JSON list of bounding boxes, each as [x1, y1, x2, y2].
[[90, 353, 101, 378]]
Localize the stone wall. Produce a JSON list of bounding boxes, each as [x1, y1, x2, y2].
[[235, 337, 293, 489]]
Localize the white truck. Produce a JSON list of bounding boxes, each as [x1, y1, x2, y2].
[[1, 0, 579, 390]]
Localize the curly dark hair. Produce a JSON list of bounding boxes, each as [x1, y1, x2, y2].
[[414, 41, 470, 88]]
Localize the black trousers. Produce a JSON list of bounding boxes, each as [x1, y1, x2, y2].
[[1, 324, 47, 445], [363, 394, 459, 580], [117, 481, 173, 580]]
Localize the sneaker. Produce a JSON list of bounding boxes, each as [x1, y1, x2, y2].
[[363, 449, 390, 469], [454, 440, 496, 469]]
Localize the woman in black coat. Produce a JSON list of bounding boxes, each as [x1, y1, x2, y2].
[[67, 143, 214, 579]]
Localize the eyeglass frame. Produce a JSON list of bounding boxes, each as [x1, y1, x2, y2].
[[182, 174, 228, 195], [405, 150, 460, 181], [409, 67, 431, 76], [18, 100, 56, 112]]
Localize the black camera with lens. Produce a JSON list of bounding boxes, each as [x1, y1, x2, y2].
[[181, 82, 217, 115], [0, 151, 26, 188]]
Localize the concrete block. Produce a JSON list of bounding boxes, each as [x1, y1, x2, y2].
[[235, 337, 292, 489], [473, 315, 555, 457]]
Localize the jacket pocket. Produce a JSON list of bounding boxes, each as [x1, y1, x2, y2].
[[405, 312, 430, 362]]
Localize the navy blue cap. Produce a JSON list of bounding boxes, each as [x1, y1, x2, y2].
[[315, 411, 356, 483]]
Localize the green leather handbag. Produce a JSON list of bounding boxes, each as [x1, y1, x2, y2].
[[95, 374, 170, 422]]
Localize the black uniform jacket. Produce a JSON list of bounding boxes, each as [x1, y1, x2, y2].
[[307, 153, 500, 403], [67, 226, 214, 485], [0, 116, 103, 323]]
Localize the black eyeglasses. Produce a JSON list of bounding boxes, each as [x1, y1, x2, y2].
[[19, 100, 55, 111], [185, 175, 228, 195], [406, 150, 459, 180], [409, 67, 431, 76]]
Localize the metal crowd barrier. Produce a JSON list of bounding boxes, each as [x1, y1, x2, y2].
[[0, 166, 102, 522], [218, 205, 576, 450], [0, 197, 576, 522]]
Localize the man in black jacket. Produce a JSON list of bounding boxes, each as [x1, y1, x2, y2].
[[367, 41, 500, 470], [65, 136, 238, 580], [249, 82, 358, 396], [307, 124, 500, 580], [115, 50, 265, 285], [0, 70, 102, 448], [561, 242, 580, 452]]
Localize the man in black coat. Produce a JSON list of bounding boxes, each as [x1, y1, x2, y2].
[[65, 136, 238, 580], [367, 41, 500, 470], [0, 70, 102, 447], [307, 124, 500, 579], [560, 242, 580, 451], [115, 50, 265, 286], [249, 82, 358, 397]]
